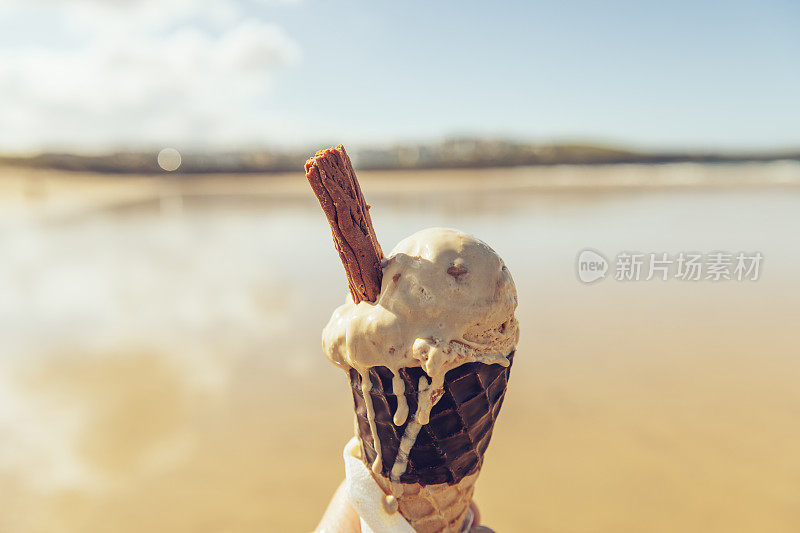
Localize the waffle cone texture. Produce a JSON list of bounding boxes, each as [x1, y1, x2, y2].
[[349, 352, 514, 486], [373, 470, 479, 533]]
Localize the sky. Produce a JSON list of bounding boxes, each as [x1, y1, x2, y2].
[[0, 0, 798, 153]]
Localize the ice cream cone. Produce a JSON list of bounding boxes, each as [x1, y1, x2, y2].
[[372, 470, 479, 533], [351, 355, 514, 485], [350, 354, 513, 531], [306, 146, 518, 532]]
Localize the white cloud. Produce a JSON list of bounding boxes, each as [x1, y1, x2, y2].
[[0, 0, 301, 151]]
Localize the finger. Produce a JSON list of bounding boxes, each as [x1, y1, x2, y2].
[[469, 500, 481, 526], [315, 480, 361, 533]]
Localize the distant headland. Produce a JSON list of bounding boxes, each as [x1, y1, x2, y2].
[[1, 138, 797, 175]]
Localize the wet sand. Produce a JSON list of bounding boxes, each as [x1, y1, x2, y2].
[[1, 163, 799, 532]]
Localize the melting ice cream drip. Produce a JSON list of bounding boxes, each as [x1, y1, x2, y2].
[[388, 352, 510, 485], [392, 372, 408, 426], [390, 375, 432, 486]]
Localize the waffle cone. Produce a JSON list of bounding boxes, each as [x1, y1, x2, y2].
[[372, 471, 478, 533], [350, 353, 513, 531], [350, 352, 513, 486]]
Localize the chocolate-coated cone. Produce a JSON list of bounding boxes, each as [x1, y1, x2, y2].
[[350, 354, 513, 532], [349, 352, 514, 486]]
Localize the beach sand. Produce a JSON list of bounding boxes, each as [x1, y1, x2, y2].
[[1, 163, 799, 532]]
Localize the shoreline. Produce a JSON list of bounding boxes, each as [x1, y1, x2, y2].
[[1, 161, 798, 220]]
